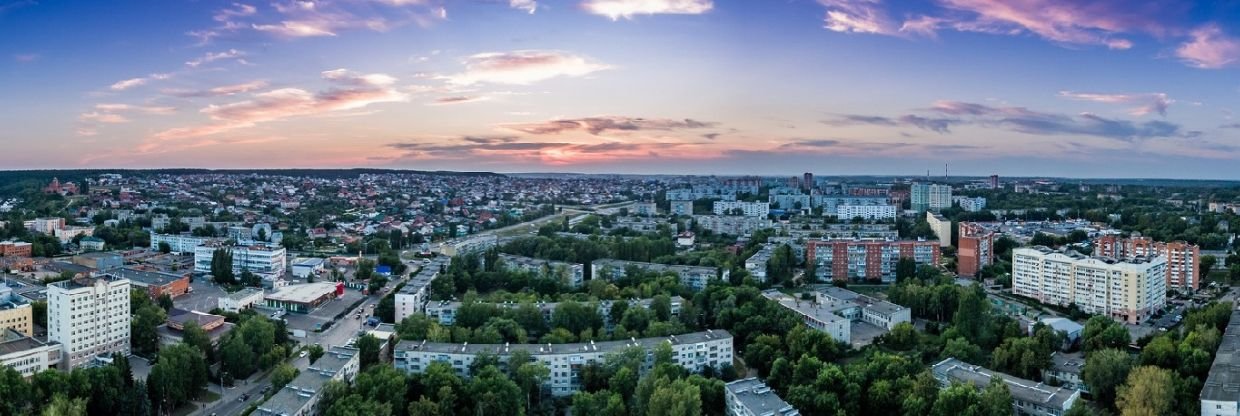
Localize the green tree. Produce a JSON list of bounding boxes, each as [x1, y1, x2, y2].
[[979, 378, 1013, 415], [308, 344, 326, 364], [31, 300, 46, 328], [271, 363, 298, 391], [1117, 366, 1176, 416], [1083, 316, 1130, 352], [466, 366, 525, 416], [647, 378, 702, 416], [158, 241, 171, 254], [210, 248, 235, 285], [572, 390, 627, 416], [357, 334, 381, 369], [156, 293, 173, 311], [131, 303, 167, 356], [41, 394, 87, 416], [1083, 348, 1134, 407], [181, 320, 214, 362], [147, 343, 209, 409], [0, 367, 31, 416]]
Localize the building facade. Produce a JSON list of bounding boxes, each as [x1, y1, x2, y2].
[[394, 330, 733, 397], [193, 243, 288, 280], [693, 215, 772, 236], [47, 276, 131, 369], [836, 204, 897, 221], [0, 287, 33, 336], [926, 212, 952, 248], [498, 254, 585, 288], [1013, 247, 1167, 324], [713, 201, 770, 218], [1201, 310, 1240, 416], [149, 232, 216, 254], [1094, 235, 1201, 291], [592, 259, 726, 291], [805, 239, 941, 282], [0, 241, 32, 258], [911, 184, 952, 212], [0, 329, 61, 378], [957, 222, 995, 277]]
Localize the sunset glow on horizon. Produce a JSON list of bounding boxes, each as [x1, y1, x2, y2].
[[3, 0, 1240, 178]]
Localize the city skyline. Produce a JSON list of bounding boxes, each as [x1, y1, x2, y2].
[[4, 0, 1240, 178]]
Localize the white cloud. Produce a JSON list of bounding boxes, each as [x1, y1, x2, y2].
[[186, 49, 247, 67], [511, 0, 537, 14], [581, 0, 712, 20]]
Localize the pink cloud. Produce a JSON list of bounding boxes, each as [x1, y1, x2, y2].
[[444, 50, 610, 85], [109, 73, 171, 91], [581, 0, 713, 20], [148, 69, 406, 146], [13, 53, 39, 62], [1176, 24, 1240, 69], [819, 0, 897, 35], [1057, 91, 1173, 116]]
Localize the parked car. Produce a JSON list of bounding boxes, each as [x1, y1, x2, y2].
[[299, 351, 308, 358]]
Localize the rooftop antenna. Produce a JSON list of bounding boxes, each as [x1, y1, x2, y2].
[[944, 163, 948, 180]]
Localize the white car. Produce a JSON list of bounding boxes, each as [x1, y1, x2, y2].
[[299, 351, 308, 358]]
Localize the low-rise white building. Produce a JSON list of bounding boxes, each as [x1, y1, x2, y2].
[[394, 257, 450, 322], [744, 245, 776, 283], [290, 257, 326, 279], [932, 358, 1081, 416], [0, 329, 61, 378], [763, 291, 850, 344], [725, 377, 800, 416], [149, 231, 217, 254], [255, 346, 360, 416], [217, 288, 265, 313], [194, 243, 288, 280]]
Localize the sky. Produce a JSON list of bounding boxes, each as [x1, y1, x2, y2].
[[2, 0, 1240, 179]]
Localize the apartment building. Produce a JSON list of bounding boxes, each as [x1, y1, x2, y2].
[[149, 232, 217, 254], [0, 286, 33, 336], [932, 358, 1081, 416], [670, 200, 694, 216], [1094, 235, 1201, 291], [0, 329, 61, 378], [956, 196, 988, 212], [693, 215, 772, 236], [744, 245, 776, 283], [633, 202, 657, 216], [957, 222, 995, 277], [1200, 309, 1240, 416], [911, 184, 952, 212], [836, 204, 897, 220], [713, 201, 770, 218], [24, 218, 64, 235], [193, 243, 287, 280], [255, 346, 360, 416], [438, 234, 498, 257], [425, 296, 683, 327], [805, 239, 940, 283], [47, 276, 131, 369], [0, 241, 32, 258], [1012, 247, 1166, 324], [394, 257, 449, 322], [726, 377, 800, 416], [498, 254, 585, 288], [926, 212, 952, 248], [592, 259, 726, 291], [394, 330, 733, 397]]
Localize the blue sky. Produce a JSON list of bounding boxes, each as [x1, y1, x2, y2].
[[2, 0, 1240, 178]]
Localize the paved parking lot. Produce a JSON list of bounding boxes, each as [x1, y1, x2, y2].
[[282, 289, 367, 333], [849, 321, 889, 348], [172, 279, 228, 313]]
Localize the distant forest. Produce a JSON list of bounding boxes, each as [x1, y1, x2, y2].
[[0, 169, 502, 197]]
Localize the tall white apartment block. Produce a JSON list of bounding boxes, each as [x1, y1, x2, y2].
[[911, 184, 952, 212], [1013, 247, 1166, 324], [47, 276, 131, 369], [712, 201, 770, 218]]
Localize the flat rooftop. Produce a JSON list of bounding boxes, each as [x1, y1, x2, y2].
[[726, 377, 800, 416], [396, 330, 732, 356], [933, 358, 1079, 409], [1201, 309, 1240, 402], [108, 267, 187, 287], [763, 291, 848, 324], [264, 282, 338, 303], [257, 346, 358, 416]]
